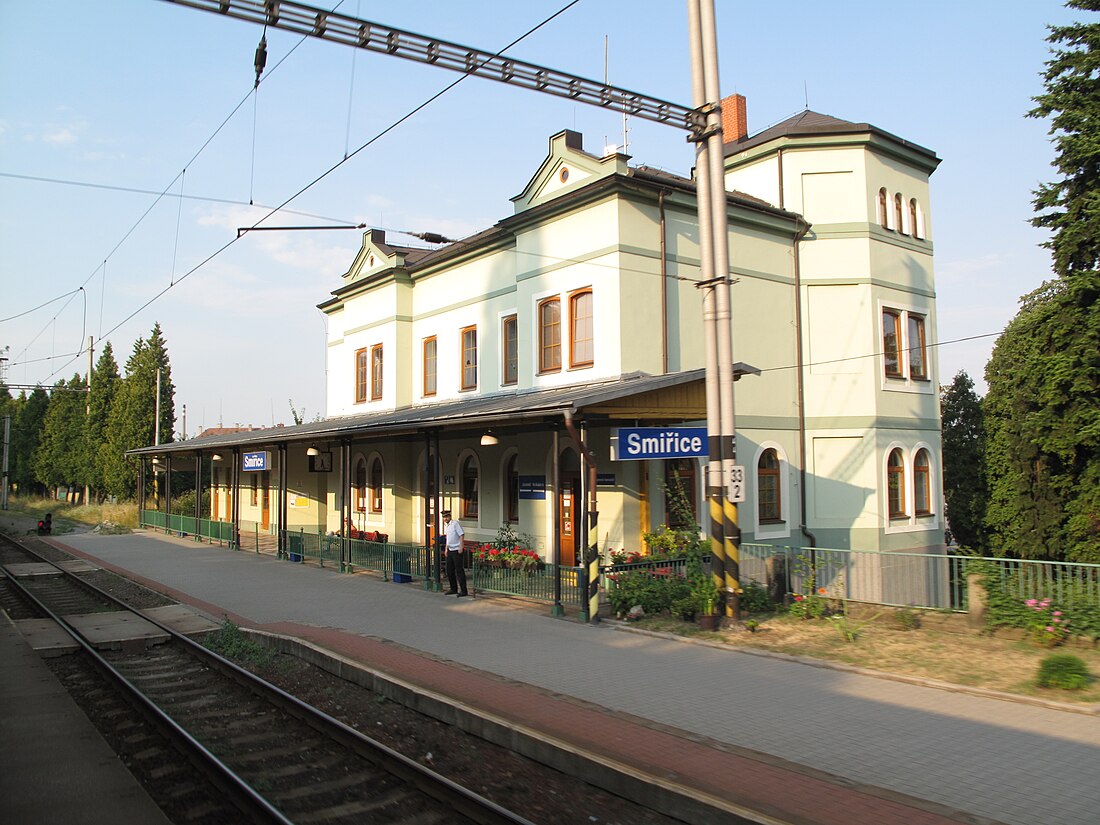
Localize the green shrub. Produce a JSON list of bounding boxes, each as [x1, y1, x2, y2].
[[893, 607, 922, 631], [738, 580, 773, 615], [204, 619, 274, 669], [1036, 654, 1090, 690], [607, 569, 691, 617]]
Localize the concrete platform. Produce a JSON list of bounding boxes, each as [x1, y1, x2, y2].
[[4, 562, 65, 578], [0, 617, 171, 825]]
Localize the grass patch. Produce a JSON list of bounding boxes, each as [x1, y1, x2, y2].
[[626, 610, 1100, 703], [203, 618, 275, 669], [7, 495, 138, 532]]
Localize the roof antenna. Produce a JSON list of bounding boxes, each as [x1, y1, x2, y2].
[[804, 80, 809, 111]]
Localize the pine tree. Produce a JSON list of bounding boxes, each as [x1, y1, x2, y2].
[[102, 324, 176, 499], [10, 387, 48, 495], [982, 2, 1100, 563], [83, 342, 120, 498], [940, 371, 988, 552], [34, 375, 88, 493]]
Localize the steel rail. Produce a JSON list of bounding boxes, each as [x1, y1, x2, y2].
[[159, 0, 705, 134], [2, 536, 536, 825]]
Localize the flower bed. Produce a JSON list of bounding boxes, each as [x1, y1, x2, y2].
[[472, 544, 544, 572]]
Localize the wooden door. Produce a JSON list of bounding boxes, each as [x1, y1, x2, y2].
[[261, 471, 271, 530], [559, 471, 580, 567]]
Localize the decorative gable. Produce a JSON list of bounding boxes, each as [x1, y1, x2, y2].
[[511, 129, 630, 214], [343, 228, 404, 284]]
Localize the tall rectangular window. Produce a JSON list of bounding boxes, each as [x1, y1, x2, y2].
[[370, 344, 383, 401], [355, 347, 369, 403], [882, 310, 902, 378], [569, 288, 593, 367], [502, 315, 518, 385], [461, 326, 478, 390], [908, 314, 927, 380], [538, 297, 561, 373], [423, 336, 437, 397]]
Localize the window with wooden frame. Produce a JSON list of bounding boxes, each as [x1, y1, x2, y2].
[[914, 449, 932, 516], [538, 297, 561, 373], [423, 336, 437, 397], [883, 309, 902, 378], [355, 459, 367, 512], [664, 458, 697, 528], [369, 457, 383, 514], [461, 455, 479, 519], [505, 453, 519, 523], [370, 344, 383, 401], [887, 448, 906, 519], [461, 326, 478, 390], [909, 198, 921, 239], [250, 474, 258, 506], [877, 187, 889, 229], [354, 347, 368, 403], [757, 449, 781, 523], [502, 315, 518, 385], [894, 193, 906, 235], [908, 314, 928, 380], [569, 288, 593, 368]]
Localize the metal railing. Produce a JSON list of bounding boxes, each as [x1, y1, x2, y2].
[[470, 563, 582, 605], [140, 510, 235, 545], [601, 543, 1100, 613]]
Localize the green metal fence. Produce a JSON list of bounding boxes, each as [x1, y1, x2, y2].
[[601, 543, 1100, 613], [470, 564, 582, 605], [139, 510, 235, 545]]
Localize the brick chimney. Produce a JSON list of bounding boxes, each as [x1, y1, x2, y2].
[[720, 93, 747, 144]]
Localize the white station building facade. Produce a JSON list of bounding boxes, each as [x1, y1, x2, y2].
[[136, 96, 944, 564]]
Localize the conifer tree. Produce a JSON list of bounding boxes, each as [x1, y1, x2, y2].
[[83, 342, 120, 498], [940, 371, 988, 552], [34, 375, 88, 492], [984, 1, 1100, 562], [10, 387, 48, 495]]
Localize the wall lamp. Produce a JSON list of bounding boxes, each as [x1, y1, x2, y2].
[[211, 453, 224, 462], [306, 446, 320, 456], [480, 430, 499, 446]]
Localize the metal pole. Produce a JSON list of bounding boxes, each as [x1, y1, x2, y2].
[[85, 336, 93, 506], [1, 415, 10, 510], [687, 0, 726, 602], [698, 0, 740, 619], [551, 426, 563, 616], [194, 452, 201, 540]]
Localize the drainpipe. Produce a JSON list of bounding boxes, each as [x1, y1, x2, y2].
[[564, 409, 599, 623], [659, 189, 669, 375], [792, 221, 817, 557]]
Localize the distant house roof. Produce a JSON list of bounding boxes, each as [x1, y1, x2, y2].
[[725, 109, 939, 164]]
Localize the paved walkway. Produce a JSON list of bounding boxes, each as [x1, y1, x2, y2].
[[52, 530, 1100, 825]]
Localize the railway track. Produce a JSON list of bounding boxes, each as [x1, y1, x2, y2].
[[0, 534, 536, 825]]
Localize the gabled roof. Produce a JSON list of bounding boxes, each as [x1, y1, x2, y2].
[[128, 369, 720, 457], [726, 109, 939, 166]]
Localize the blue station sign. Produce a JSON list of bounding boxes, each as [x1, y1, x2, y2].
[[242, 451, 271, 472], [612, 427, 707, 461], [519, 475, 547, 500]]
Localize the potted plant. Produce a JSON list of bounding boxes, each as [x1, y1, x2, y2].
[[693, 575, 721, 631]]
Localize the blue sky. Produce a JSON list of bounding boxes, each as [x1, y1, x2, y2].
[[0, 0, 1080, 432]]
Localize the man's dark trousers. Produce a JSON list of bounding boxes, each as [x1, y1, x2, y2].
[[446, 550, 468, 595]]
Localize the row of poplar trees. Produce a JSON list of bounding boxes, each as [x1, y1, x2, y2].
[[941, 0, 1100, 565], [1, 323, 175, 503]]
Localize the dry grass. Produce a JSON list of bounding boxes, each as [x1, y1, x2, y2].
[[5, 496, 138, 531], [634, 611, 1100, 704]]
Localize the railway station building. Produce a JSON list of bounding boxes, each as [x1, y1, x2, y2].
[[134, 96, 944, 566]]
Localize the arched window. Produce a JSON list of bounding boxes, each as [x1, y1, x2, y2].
[[887, 449, 906, 519], [877, 187, 889, 229], [569, 288, 593, 368], [369, 457, 383, 514], [909, 198, 921, 239], [894, 193, 906, 235], [505, 453, 519, 523], [914, 449, 932, 516], [538, 297, 561, 373], [757, 449, 781, 522], [355, 458, 367, 513], [461, 455, 479, 520], [664, 458, 698, 528]]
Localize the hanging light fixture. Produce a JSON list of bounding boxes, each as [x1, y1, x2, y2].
[[306, 446, 320, 456], [211, 453, 224, 462], [480, 430, 499, 446]]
